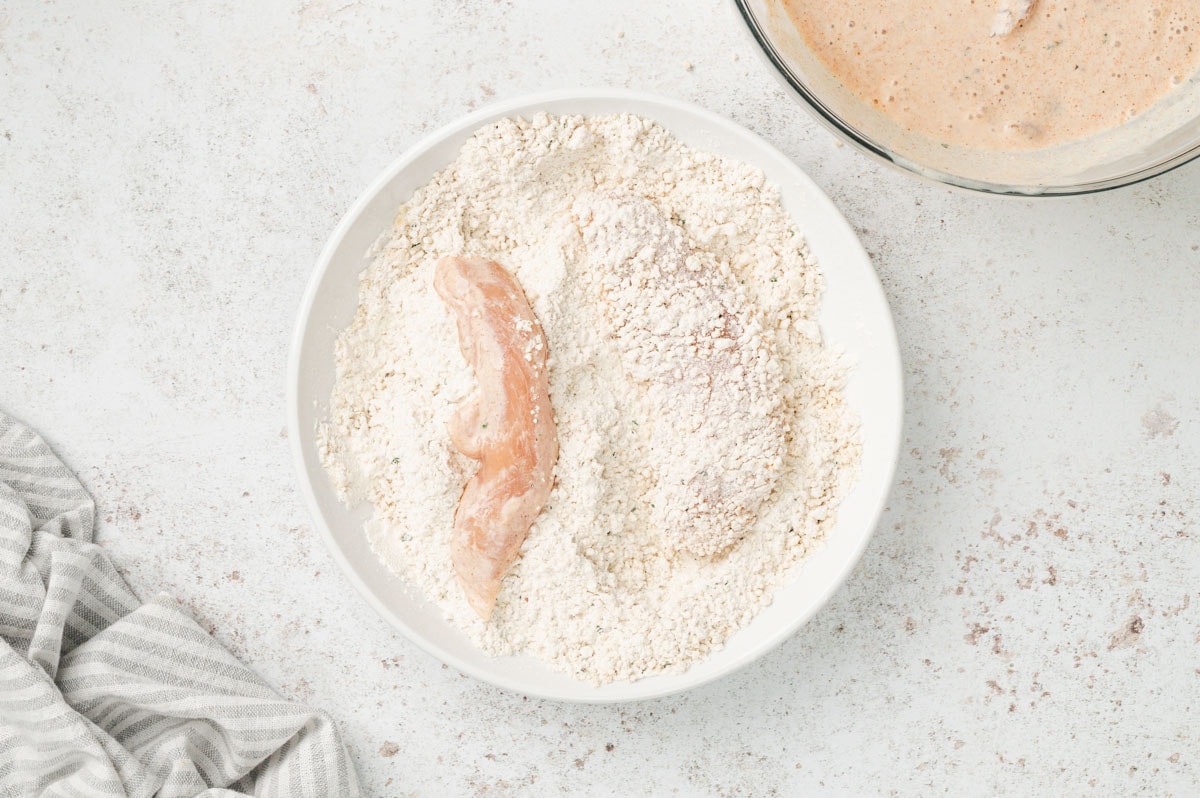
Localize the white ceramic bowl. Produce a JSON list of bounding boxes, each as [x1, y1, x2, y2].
[[288, 89, 903, 702]]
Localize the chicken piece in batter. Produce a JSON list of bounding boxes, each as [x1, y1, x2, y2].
[[991, 0, 1034, 36]]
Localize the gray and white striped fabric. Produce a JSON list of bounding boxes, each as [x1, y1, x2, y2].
[[0, 413, 360, 797]]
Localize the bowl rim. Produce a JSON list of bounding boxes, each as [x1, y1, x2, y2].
[[286, 87, 904, 702], [731, 0, 1200, 197]]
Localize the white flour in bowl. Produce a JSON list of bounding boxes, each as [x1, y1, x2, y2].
[[318, 113, 860, 684]]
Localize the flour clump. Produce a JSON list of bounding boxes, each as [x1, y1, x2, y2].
[[319, 113, 860, 684]]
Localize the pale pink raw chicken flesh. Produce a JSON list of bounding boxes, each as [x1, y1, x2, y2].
[[433, 255, 558, 620]]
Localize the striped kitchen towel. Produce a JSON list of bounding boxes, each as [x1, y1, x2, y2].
[[0, 412, 361, 797]]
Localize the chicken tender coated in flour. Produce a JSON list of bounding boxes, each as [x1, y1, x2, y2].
[[433, 255, 558, 620], [572, 194, 787, 557]]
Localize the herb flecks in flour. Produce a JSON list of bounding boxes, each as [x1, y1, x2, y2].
[[319, 113, 861, 685]]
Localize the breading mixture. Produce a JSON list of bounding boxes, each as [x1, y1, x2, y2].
[[319, 113, 860, 684]]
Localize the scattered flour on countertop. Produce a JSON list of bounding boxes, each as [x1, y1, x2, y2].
[[318, 113, 861, 684]]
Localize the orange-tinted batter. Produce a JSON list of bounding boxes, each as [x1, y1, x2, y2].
[[783, 0, 1200, 149]]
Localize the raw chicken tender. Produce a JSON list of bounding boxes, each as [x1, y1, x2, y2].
[[434, 255, 558, 619]]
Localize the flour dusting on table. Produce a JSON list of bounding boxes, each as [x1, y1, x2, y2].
[[318, 113, 860, 684]]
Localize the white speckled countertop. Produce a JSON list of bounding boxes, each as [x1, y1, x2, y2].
[[3, 1, 1199, 795]]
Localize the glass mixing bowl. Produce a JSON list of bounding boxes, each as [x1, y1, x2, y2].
[[735, 0, 1200, 196]]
